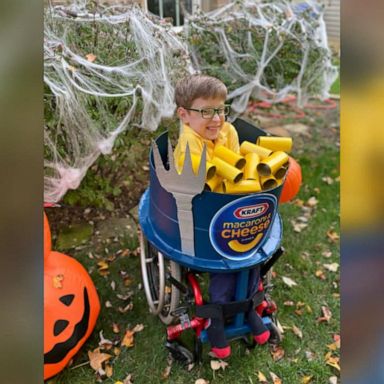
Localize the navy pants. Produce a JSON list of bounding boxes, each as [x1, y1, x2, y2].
[[206, 266, 265, 348]]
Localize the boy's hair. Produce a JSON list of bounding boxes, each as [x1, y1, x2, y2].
[[174, 74, 227, 108]]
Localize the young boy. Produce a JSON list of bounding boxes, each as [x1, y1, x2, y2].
[[173, 74, 270, 359]]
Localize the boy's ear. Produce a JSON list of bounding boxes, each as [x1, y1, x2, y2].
[[177, 107, 189, 123]]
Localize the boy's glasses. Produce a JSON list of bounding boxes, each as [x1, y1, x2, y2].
[[184, 105, 231, 119]]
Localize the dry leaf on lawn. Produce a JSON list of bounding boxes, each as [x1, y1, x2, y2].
[[210, 360, 228, 371], [98, 330, 113, 349], [132, 324, 144, 333], [88, 348, 112, 371], [322, 250, 332, 258], [292, 325, 303, 339], [270, 371, 282, 384], [162, 365, 172, 379], [105, 364, 113, 378], [282, 276, 298, 287], [118, 303, 133, 313], [195, 379, 209, 384], [317, 306, 332, 323], [329, 376, 338, 384], [121, 330, 135, 348], [323, 263, 339, 272], [326, 230, 339, 242], [271, 345, 285, 361], [86, 53, 96, 62], [258, 371, 268, 382], [305, 350, 315, 361], [301, 375, 313, 384], [325, 355, 340, 371], [306, 196, 318, 207]]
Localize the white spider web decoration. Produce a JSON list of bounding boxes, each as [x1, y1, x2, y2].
[[44, 0, 337, 204]]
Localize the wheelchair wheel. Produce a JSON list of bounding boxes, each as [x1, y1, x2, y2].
[[140, 231, 181, 325]]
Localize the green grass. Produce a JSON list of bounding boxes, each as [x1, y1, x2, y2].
[[47, 139, 339, 384]]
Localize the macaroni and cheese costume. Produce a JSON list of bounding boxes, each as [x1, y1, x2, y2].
[[174, 122, 270, 353]]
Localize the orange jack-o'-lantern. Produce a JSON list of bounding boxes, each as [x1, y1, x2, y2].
[[44, 250, 100, 380], [44, 212, 51, 262], [280, 156, 302, 203]]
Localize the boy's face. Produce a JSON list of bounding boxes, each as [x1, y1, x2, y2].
[[178, 97, 226, 141]]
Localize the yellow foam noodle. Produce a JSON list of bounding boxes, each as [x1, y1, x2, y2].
[[243, 152, 260, 180], [205, 174, 223, 191], [211, 157, 243, 183], [257, 136, 293, 152], [274, 163, 288, 179], [257, 151, 289, 177], [240, 141, 273, 159], [179, 152, 216, 180], [214, 182, 225, 193], [223, 179, 262, 194], [213, 145, 246, 169], [260, 175, 278, 190]]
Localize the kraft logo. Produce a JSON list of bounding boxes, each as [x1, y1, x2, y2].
[[233, 203, 269, 219]]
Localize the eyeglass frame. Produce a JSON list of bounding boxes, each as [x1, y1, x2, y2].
[[183, 104, 231, 119]]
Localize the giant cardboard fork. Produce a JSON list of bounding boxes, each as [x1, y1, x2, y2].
[[152, 140, 206, 256]]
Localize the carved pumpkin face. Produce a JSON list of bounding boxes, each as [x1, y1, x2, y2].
[[279, 156, 302, 203], [44, 251, 100, 380]]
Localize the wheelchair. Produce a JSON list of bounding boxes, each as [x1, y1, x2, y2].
[[139, 118, 285, 364]]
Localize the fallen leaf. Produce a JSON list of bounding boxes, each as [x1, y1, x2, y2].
[[323, 263, 339, 272], [258, 371, 268, 382], [111, 281, 116, 290], [326, 230, 340, 243], [52, 274, 64, 289], [325, 354, 340, 371], [271, 345, 285, 361], [112, 323, 120, 334], [301, 375, 313, 383], [210, 360, 228, 371], [105, 364, 113, 377], [123, 374, 133, 384], [162, 365, 172, 379], [270, 371, 282, 384], [113, 347, 121, 356], [86, 53, 97, 62], [121, 330, 135, 348], [294, 199, 305, 206], [105, 300, 113, 308], [88, 348, 112, 371], [291, 221, 308, 232], [132, 324, 144, 333], [282, 276, 298, 287], [292, 325, 303, 339], [315, 269, 326, 280], [305, 350, 315, 361], [117, 293, 132, 301], [98, 331, 113, 349], [284, 300, 295, 306], [317, 306, 332, 323], [322, 250, 332, 258], [118, 303, 133, 313], [329, 376, 338, 384], [97, 260, 109, 271], [306, 196, 318, 207], [195, 379, 209, 384], [322, 176, 334, 185]]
